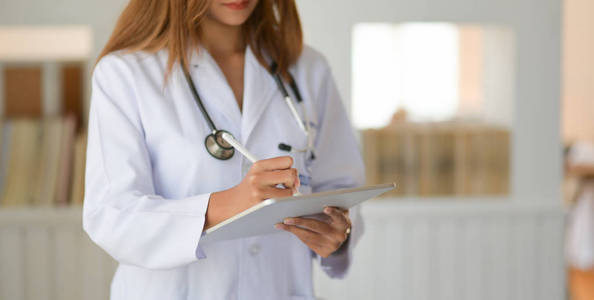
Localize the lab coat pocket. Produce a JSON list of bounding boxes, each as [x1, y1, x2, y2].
[[292, 153, 313, 195]]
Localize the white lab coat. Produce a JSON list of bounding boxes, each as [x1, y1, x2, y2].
[[83, 44, 365, 300]]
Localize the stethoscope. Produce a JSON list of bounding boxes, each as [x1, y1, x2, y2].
[[182, 61, 315, 161]]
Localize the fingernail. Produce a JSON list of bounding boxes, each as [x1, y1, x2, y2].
[[324, 207, 332, 214], [284, 218, 295, 225], [274, 223, 283, 230]]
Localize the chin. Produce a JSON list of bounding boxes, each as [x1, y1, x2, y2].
[[217, 15, 252, 27], [209, 0, 259, 27]]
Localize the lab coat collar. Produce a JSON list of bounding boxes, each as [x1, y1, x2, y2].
[[187, 46, 243, 135], [241, 46, 277, 144], [187, 45, 277, 144]]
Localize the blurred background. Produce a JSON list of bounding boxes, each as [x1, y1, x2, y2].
[[0, 0, 590, 299]]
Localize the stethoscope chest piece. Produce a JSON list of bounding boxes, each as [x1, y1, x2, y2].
[[205, 130, 235, 160]]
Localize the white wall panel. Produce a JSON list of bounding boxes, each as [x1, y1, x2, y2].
[[0, 228, 25, 300], [313, 202, 566, 300], [0, 203, 564, 300]]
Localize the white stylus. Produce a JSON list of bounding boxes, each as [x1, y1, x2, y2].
[[221, 132, 259, 163], [221, 132, 301, 196]]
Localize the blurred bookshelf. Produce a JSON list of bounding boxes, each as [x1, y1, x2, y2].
[[0, 117, 87, 207], [362, 120, 510, 199], [0, 26, 90, 209]]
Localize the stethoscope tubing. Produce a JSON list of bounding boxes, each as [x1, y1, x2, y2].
[[270, 61, 308, 135], [284, 96, 307, 133], [183, 67, 218, 133], [182, 59, 313, 161]]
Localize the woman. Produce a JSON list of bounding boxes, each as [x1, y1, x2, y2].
[[83, 0, 364, 299]]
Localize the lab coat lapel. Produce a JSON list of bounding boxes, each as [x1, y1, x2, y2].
[[241, 46, 276, 144], [188, 47, 242, 134]]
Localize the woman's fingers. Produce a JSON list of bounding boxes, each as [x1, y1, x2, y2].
[[257, 168, 298, 189], [276, 223, 319, 244], [252, 156, 293, 172], [257, 185, 295, 200], [276, 223, 340, 258], [283, 217, 333, 235], [323, 207, 350, 229], [247, 156, 299, 194]]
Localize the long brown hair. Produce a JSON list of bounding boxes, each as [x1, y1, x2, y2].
[[97, 0, 303, 80]]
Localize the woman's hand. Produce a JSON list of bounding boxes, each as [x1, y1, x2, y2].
[[275, 207, 351, 258], [205, 156, 299, 229]]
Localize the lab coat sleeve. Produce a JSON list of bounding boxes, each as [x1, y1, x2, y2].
[[309, 57, 366, 279], [83, 54, 210, 270]]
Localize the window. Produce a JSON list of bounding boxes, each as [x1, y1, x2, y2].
[[354, 23, 514, 197]]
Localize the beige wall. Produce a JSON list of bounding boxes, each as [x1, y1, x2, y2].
[[563, 0, 594, 143]]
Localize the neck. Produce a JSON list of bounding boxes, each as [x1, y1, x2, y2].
[[200, 16, 245, 57]]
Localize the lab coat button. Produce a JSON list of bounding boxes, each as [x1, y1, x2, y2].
[[249, 244, 260, 256]]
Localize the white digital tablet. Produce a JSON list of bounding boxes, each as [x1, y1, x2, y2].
[[200, 183, 396, 244]]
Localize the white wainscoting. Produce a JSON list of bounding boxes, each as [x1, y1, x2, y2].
[[314, 201, 566, 300], [0, 201, 565, 300], [0, 207, 116, 300]]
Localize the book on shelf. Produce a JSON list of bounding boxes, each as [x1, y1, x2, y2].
[[0, 117, 85, 207], [425, 126, 456, 196], [34, 117, 63, 206], [362, 129, 379, 188], [70, 131, 87, 205], [55, 115, 76, 205], [1, 119, 42, 206]]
